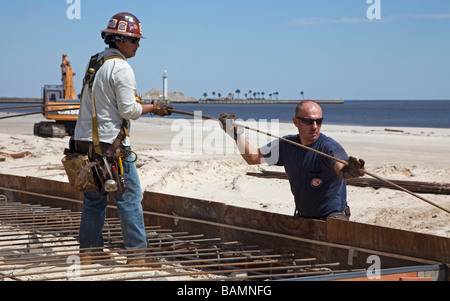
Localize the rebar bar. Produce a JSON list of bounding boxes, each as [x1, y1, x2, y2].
[[0, 196, 344, 281]]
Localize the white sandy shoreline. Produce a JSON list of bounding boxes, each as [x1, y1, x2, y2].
[[1, 114, 449, 237]]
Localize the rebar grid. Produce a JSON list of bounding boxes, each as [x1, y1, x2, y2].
[[0, 198, 340, 281]]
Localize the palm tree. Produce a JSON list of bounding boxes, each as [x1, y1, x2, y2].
[[269, 93, 273, 100], [212, 91, 216, 99], [274, 92, 279, 100], [261, 92, 265, 99], [248, 90, 252, 99], [235, 89, 241, 99], [300, 91, 304, 100], [203, 92, 208, 99]]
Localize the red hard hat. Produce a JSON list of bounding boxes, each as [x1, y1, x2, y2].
[[101, 12, 144, 38]]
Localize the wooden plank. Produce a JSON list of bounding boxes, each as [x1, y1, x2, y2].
[[345, 177, 450, 194], [247, 170, 450, 194]]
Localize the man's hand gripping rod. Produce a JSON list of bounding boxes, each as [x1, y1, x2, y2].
[[168, 109, 450, 215]]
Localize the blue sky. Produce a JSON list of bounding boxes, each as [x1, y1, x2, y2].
[[2, 0, 450, 100]]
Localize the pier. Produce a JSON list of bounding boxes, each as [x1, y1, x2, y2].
[[0, 97, 344, 105], [198, 99, 344, 104]]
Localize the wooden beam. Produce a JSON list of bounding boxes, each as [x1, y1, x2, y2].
[[247, 170, 450, 195]]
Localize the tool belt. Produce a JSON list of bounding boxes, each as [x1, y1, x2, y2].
[[62, 136, 132, 195], [61, 150, 98, 192]]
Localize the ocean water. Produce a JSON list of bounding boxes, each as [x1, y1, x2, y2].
[[2, 100, 450, 128], [165, 100, 450, 129]]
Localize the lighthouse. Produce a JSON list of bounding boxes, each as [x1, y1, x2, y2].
[[162, 70, 168, 101]]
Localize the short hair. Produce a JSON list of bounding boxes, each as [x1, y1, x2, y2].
[[295, 100, 320, 115], [101, 33, 128, 48]]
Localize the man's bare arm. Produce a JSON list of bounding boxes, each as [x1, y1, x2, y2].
[[235, 135, 265, 165]]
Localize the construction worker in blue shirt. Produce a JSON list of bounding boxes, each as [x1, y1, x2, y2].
[[220, 100, 365, 220]]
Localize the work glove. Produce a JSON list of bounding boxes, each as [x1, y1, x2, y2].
[[342, 156, 365, 179], [219, 112, 244, 140], [152, 100, 173, 117]]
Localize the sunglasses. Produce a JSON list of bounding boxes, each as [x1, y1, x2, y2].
[[295, 117, 323, 125], [127, 37, 141, 44]]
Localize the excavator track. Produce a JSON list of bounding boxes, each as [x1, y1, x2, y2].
[[33, 121, 75, 138]]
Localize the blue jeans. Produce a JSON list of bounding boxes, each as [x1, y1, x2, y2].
[[79, 154, 148, 251]]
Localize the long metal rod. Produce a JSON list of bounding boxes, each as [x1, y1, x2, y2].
[[168, 108, 450, 215], [0, 104, 78, 111], [0, 107, 79, 120]]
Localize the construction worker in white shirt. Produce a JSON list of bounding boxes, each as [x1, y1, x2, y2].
[[73, 12, 172, 265]]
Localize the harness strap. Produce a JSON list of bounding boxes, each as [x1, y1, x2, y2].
[[81, 53, 128, 156]]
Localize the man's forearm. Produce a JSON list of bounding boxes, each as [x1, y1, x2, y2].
[[140, 103, 155, 115], [235, 135, 263, 165]]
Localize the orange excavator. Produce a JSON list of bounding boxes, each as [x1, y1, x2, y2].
[[33, 54, 80, 138]]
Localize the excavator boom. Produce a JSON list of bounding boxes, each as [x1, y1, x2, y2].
[[61, 54, 77, 99]]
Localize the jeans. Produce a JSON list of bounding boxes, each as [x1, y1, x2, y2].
[[79, 153, 148, 251]]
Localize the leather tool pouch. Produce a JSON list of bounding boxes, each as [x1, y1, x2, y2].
[[63, 137, 128, 195], [62, 138, 98, 192]]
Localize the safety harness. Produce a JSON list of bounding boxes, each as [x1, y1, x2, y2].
[[75, 52, 139, 194], [63, 52, 144, 194], [81, 53, 129, 157]]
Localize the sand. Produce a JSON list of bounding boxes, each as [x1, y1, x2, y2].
[[1, 113, 449, 238]]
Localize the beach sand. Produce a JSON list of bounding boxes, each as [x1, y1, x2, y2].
[[1, 113, 449, 238]]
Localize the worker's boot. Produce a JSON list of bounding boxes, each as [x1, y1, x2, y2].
[[126, 251, 162, 268], [79, 251, 116, 265]]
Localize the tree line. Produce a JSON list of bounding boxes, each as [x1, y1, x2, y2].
[[202, 90, 279, 101], [202, 90, 306, 101]]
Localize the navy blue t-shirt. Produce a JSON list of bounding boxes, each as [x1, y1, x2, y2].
[[260, 133, 348, 218]]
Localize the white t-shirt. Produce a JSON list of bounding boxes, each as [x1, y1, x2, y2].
[[74, 48, 143, 146]]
